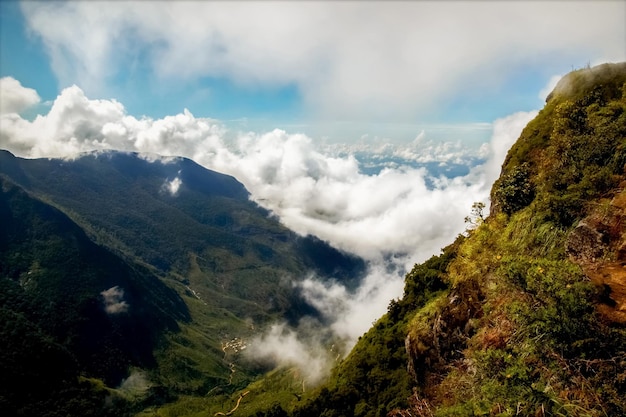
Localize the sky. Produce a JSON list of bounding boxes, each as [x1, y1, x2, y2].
[[1, 0, 625, 379], [2, 1, 624, 142]]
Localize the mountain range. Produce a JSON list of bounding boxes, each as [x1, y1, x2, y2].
[[0, 149, 364, 416]]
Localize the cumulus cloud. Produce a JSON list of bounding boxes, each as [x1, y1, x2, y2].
[[1, 81, 535, 380], [19, 2, 625, 121], [0, 77, 41, 114], [101, 286, 129, 314], [0, 84, 126, 157]]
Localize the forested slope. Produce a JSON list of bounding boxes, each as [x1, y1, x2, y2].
[[0, 151, 365, 416], [0, 177, 189, 415]]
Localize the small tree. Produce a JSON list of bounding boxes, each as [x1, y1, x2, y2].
[[464, 201, 485, 228]]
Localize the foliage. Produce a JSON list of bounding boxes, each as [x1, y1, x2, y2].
[[491, 162, 534, 215], [464, 202, 486, 228], [492, 62, 626, 226], [0, 178, 195, 415]]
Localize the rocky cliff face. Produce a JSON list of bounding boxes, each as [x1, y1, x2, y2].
[[395, 62, 626, 417]]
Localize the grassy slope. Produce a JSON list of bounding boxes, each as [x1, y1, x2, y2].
[[289, 63, 626, 417]]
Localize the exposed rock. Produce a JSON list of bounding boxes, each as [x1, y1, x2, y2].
[[405, 280, 483, 383], [567, 192, 626, 323], [565, 220, 607, 263]]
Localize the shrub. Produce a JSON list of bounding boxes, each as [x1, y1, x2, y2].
[[491, 163, 535, 216]]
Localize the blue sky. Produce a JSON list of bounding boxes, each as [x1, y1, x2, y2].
[[0, 1, 304, 122], [2, 1, 624, 145]]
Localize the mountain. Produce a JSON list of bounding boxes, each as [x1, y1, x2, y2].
[[285, 63, 626, 416], [0, 151, 365, 416], [0, 151, 365, 316], [3, 62, 625, 417]]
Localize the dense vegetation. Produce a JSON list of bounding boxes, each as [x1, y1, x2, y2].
[[0, 152, 364, 416], [0, 178, 188, 415]]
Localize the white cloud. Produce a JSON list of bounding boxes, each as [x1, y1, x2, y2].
[[117, 370, 151, 398], [538, 74, 564, 102], [1, 82, 534, 376], [478, 111, 538, 185], [245, 266, 406, 383], [19, 2, 625, 121], [245, 321, 334, 386], [101, 286, 129, 314], [163, 174, 183, 196], [0, 77, 41, 114], [297, 263, 406, 346]]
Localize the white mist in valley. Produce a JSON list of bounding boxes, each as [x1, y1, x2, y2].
[[1, 78, 536, 383]]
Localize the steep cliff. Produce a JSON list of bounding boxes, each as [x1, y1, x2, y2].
[[294, 63, 626, 417]]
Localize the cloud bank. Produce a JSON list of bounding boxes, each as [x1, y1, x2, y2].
[[19, 2, 625, 122], [0, 78, 535, 265], [1, 78, 536, 378], [245, 321, 334, 386]]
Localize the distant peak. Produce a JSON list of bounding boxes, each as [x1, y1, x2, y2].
[[546, 62, 626, 103]]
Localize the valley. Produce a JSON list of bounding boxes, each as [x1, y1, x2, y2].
[[1, 63, 626, 416]]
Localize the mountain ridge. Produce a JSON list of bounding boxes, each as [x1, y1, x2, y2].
[[0, 149, 366, 416], [288, 62, 626, 417], [0, 149, 365, 282]]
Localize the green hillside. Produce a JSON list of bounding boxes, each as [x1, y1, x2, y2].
[[0, 151, 365, 322], [0, 152, 365, 416], [288, 63, 626, 416]]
